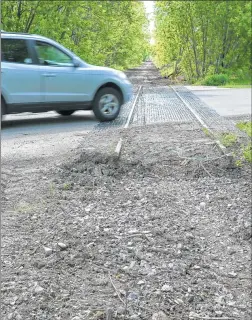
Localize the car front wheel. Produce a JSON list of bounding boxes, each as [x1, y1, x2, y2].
[[93, 88, 122, 122], [56, 110, 75, 116]]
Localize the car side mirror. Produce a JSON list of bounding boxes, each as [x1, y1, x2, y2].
[[72, 58, 80, 68]]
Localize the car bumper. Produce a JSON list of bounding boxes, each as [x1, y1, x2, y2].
[[122, 81, 133, 104]]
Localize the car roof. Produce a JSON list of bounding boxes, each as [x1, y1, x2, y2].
[[1, 31, 50, 42]]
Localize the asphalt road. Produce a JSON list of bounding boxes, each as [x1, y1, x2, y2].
[[186, 86, 251, 116], [1, 110, 99, 165], [1, 110, 98, 140]]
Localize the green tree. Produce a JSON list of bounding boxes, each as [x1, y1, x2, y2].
[[1, 0, 150, 70], [153, 1, 251, 81]]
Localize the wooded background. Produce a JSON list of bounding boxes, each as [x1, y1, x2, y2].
[[1, 1, 251, 84], [153, 1, 251, 83], [1, 0, 150, 70]]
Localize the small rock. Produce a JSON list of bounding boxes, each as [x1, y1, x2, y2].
[[189, 312, 200, 319], [148, 268, 156, 276], [174, 298, 183, 304], [186, 232, 194, 239], [117, 307, 125, 315], [215, 295, 225, 304], [228, 271, 237, 278], [192, 265, 201, 270], [34, 261, 46, 269], [128, 292, 139, 301], [57, 242, 68, 250], [43, 246, 53, 257], [67, 260, 75, 267], [85, 206, 91, 212], [152, 311, 169, 320], [177, 243, 182, 249], [161, 284, 173, 292], [137, 280, 145, 285], [34, 284, 44, 294], [215, 311, 223, 316], [129, 261, 136, 269], [16, 315, 22, 320], [200, 202, 206, 210]]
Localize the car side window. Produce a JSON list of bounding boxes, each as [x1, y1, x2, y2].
[[35, 41, 73, 66], [1, 39, 32, 64]]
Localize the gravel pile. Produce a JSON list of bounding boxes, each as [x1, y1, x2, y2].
[[2, 121, 251, 320]]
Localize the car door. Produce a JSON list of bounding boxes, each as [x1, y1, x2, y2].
[[34, 40, 89, 104], [1, 38, 42, 105]]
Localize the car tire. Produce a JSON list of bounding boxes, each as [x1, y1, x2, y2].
[[93, 87, 122, 122], [56, 110, 75, 116]]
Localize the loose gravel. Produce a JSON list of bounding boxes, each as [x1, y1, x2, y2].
[[1, 63, 251, 320]]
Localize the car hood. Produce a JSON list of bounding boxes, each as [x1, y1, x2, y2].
[[84, 63, 119, 75]]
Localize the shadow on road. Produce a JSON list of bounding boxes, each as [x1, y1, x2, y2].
[[1, 112, 98, 138], [1, 113, 97, 129]]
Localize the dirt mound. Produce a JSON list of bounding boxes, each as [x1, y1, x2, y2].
[[59, 123, 246, 192]]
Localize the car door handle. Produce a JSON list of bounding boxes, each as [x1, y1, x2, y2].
[[43, 73, 56, 77]]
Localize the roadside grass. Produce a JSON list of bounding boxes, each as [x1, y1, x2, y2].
[[242, 144, 252, 163], [202, 127, 212, 137], [236, 121, 252, 137], [63, 182, 72, 190], [236, 121, 252, 163], [14, 201, 37, 214], [202, 122, 252, 165], [220, 133, 238, 147], [221, 76, 251, 88], [49, 182, 56, 196], [193, 72, 251, 88]]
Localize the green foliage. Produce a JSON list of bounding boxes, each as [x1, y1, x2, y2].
[[236, 122, 252, 162], [220, 133, 238, 147], [1, 0, 150, 70], [63, 183, 71, 190], [242, 143, 252, 162], [202, 127, 212, 137], [236, 121, 252, 137], [235, 159, 242, 167], [203, 74, 229, 86], [153, 1, 251, 82]]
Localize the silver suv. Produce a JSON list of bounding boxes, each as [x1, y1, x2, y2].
[[1, 31, 133, 121]]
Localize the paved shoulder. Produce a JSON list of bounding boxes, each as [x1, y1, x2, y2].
[[186, 86, 251, 116]]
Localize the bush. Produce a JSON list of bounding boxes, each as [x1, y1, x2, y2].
[[203, 74, 229, 86], [236, 121, 252, 137], [243, 143, 252, 163]]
